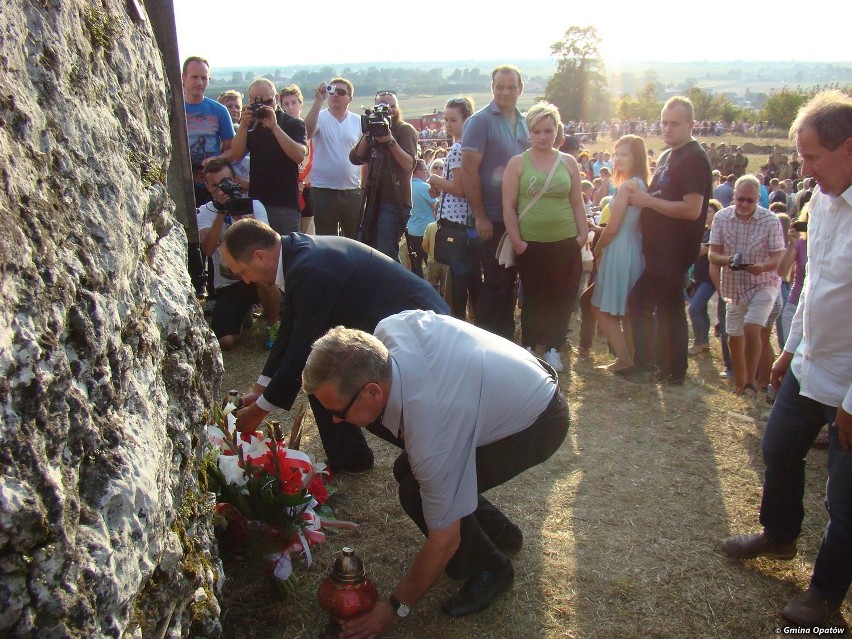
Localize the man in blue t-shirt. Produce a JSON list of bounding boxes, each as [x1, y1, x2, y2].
[[182, 56, 236, 297], [182, 56, 235, 207]]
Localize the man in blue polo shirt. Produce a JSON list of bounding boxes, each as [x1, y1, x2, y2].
[[461, 65, 530, 340]]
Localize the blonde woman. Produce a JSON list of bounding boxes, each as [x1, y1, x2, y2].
[[502, 102, 588, 371]]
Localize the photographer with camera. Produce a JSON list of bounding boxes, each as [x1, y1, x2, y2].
[[709, 174, 785, 396], [303, 78, 363, 238], [349, 91, 418, 261], [198, 159, 282, 351], [229, 78, 307, 237]]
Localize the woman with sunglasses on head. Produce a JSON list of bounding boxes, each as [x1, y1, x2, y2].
[[427, 97, 482, 320]]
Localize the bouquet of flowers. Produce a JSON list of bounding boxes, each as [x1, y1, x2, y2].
[[202, 400, 353, 593]]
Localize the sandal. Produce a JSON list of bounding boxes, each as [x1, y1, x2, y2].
[[737, 383, 759, 398]]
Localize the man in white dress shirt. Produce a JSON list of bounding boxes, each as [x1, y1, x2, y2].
[[721, 90, 852, 627], [302, 310, 568, 636]]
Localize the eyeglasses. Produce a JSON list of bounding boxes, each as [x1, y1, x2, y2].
[[327, 383, 367, 421], [376, 90, 397, 97], [736, 197, 756, 204]]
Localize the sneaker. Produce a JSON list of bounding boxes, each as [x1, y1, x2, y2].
[[719, 369, 734, 379], [688, 344, 709, 355], [251, 303, 263, 318], [265, 321, 280, 349], [544, 348, 564, 373]]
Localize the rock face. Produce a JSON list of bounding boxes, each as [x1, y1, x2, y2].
[[0, 1, 223, 637]]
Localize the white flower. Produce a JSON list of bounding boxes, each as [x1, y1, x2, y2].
[[218, 454, 247, 487]]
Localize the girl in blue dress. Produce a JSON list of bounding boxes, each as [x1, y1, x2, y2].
[[591, 135, 650, 373]]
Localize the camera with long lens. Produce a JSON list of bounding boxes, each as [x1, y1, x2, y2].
[[361, 103, 393, 138], [217, 178, 253, 216], [729, 252, 752, 271]]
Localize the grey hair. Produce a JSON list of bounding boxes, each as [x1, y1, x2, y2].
[[302, 326, 392, 397], [789, 89, 852, 151], [735, 174, 761, 192]]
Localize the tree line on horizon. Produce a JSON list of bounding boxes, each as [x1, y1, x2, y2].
[[209, 28, 851, 130]]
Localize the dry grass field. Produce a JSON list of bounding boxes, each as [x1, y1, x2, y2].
[[212, 305, 849, 639]]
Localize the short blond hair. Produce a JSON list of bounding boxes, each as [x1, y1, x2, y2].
[[525, 102, 562, 133]]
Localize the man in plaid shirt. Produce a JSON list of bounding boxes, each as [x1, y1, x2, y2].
[[709, 174, 785, 395]]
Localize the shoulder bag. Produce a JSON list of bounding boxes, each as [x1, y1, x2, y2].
[[496, 152, 565, 268]]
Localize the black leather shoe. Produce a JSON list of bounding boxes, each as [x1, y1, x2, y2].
[[721, 532, 796, 560], [441, 559, 514, 617]]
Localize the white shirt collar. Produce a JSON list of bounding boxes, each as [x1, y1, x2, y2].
[[274, 242, 285, 292]]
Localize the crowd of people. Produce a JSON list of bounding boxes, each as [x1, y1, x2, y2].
[[181, 55, 852, 634]]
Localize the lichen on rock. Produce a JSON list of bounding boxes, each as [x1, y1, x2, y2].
[[0, 1, 223, 637]]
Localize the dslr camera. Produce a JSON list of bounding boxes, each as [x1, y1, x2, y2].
[[217, 178, 253, 216], [249, 96, 270, 116], [729, 252, 752, 272], [361, 103, 393, 138]]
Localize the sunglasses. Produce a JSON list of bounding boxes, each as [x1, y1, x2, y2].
[[327, 383, 366, 421], [736, 197, 756, 204], [326, 86, 349, 96], [376, 90, 397, 97]]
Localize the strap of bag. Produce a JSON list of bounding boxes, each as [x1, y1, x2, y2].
[[517, 151, 564, 223]]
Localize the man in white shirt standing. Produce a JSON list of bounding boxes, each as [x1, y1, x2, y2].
[[721, 90, 852, 627], [303, 78, 363, 239]]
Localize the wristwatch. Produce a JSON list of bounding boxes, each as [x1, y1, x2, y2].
[[388, 594, 410, 618], [386, 138, 397, 147]]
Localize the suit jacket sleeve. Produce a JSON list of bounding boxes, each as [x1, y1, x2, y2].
[[260, 255, 347, 409]]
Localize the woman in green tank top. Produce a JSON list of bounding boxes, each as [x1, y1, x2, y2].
[[502, 102, 589, 372]]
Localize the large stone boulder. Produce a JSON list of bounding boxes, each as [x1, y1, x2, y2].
[[0, 1, 223, 637]]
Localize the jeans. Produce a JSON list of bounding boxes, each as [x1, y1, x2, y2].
[[312, 187, 362, 238], [263, 204, 301, 235], [372, 203, 411, 262], [394, 388, 569, 578], [687, 282, 715, 346], [759, 371, 852, 602], [475, 221, 518, 341], [628, 268, 689, 381], [447, 232, 483, 321]]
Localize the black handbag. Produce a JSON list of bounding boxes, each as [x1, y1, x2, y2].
[[434, 218, 467, 265]]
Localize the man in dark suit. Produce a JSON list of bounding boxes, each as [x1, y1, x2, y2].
[[220, 218, 450, 472]]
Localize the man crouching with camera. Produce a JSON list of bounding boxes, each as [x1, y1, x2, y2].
[[349, 90, 418, 261], [198, 159, 282, 350]]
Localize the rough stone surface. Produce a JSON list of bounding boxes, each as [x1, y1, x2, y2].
[[0, 1, 224, 637]]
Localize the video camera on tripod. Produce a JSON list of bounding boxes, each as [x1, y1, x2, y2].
[[360, 103, 394, 138]]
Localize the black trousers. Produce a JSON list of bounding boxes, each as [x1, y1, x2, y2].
[[475, 221, 518, 341], [627, 268, 689, 381], [394, 388, 569, 578]]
